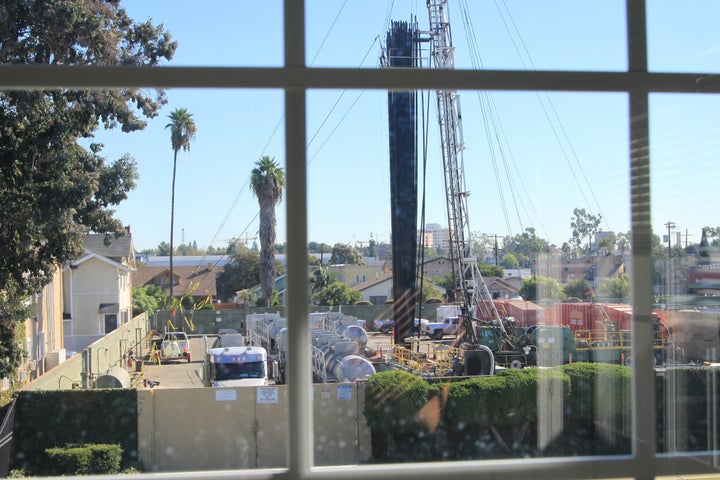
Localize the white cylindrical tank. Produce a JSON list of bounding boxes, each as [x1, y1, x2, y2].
[[95, 366, 131, 389], [342, 325, 368, 349], [331, 355, 376, 382]]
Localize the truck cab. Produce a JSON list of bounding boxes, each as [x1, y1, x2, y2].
[[200, 344, 269, 387]]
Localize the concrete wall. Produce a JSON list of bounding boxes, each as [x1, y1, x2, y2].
[[138, 382, 371, 471], [24, 313, 149, 391]]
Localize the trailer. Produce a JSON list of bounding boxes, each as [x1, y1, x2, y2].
[[246, 312, 376, 384]]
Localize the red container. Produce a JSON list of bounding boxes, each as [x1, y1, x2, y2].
[[556, 302, 593, 331], [595, 303, 633, 331]]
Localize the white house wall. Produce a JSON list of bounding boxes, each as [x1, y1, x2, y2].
[[68, 257, 125, 336], [359, 280, 393, 303]]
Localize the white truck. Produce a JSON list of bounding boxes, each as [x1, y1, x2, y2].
[[199, 338, 269, 387], [420, 305, 463, 340]]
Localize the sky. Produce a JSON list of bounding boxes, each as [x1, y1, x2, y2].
[[88, 1, 720, 253]]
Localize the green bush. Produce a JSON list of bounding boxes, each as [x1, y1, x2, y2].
[[444, 368, 569, 427], [11, 389, 137, 475], [561, 362, 631, 419], [45, 443, 122, 475], [364, 370, 431, 434], [656, 366, 720, 452]]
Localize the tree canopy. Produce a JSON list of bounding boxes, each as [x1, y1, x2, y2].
[[596, 274, 630, 303], [502, 228, 549, 268], [500, 253, 520, 269], [330, 243, 363, 265], [564, 278, 594, 301], [520, 275, 565, 303], [0, 1, 176, 296], [569, 208, 602, 255], [312, 281, 362, 306], [214, 245, 284, 301]]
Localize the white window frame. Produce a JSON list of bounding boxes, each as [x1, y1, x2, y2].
[[3, 1, 720, 478]]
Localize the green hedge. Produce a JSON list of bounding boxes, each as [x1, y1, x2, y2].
[[11, 389, 138, 475], [364, 370, 431, 434], [45, 443, 122, 475], [365, 365, 720, 461], [656, 366, 720, 452], [561, 362, 631, 420], [365, 364, 635, 461]]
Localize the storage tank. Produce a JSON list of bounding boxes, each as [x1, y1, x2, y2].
[[342, 325, 368, 349], [95, 366, 131, 389], [331, 355, 376, 382]]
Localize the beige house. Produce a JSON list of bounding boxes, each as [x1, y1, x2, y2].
[[421, 256, 454, 281], [62, 233, 135, 352], [22, 265, 66, 383], [351, 271, 446, 305], [328, 262, 390, 287], [351, 272, 394, 305]]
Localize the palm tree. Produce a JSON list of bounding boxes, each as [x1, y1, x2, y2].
[[310, 265, 330, 296], [165, 108, 196, 299], [250, 156, 285, 307]]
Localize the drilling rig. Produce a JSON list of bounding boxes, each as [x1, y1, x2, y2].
[[425, 0, 507, 347]]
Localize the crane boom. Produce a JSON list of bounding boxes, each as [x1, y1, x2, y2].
[[426, 0, 504, 345]]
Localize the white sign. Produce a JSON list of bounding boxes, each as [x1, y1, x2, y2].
[[257, 387, 279, 404], [215, 389, 237, 402], [337, 384, 352, 400]]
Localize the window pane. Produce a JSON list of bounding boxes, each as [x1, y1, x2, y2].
[[306, 0, 627, 71], [650, 93, 720, 456], [127, 1, 283, 67], [648, 1, 720, 74], [308, 88, 631, 463], [85, 89, 285, 251], [0, 1, 283, 67]]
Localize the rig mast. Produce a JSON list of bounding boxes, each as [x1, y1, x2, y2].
[[426, 0, 504, 345]]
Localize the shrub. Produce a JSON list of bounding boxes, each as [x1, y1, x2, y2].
[[562, 362, 631, 419], [444, 368, 569, 427], [364, 370, 431, 434], [45, 443, 122, 475]]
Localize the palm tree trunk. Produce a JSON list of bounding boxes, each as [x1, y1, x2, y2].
[[170, 149, 178, 300], [259, 194, 276, 307]]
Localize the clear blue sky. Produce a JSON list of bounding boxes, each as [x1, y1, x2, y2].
[[91, 1, 720, 252]]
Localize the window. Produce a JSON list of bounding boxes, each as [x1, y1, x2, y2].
[[3, 1, 720, 479]]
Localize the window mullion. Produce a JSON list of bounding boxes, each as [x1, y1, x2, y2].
[[285, 0, 313, 477], [627, 0, 657, 478]]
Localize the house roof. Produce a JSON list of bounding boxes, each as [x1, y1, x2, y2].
[[351, 272, 393, 291], [139, 254, 231, 268], [68, 251, 132, 272], [422, 256, 451, 265], [134, 265, 217, 297], [83, 233, 134, 265], [484, 277, 520, 294]]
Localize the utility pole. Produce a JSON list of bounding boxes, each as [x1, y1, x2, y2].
[[684, 229, 692, 249], [494, 234, 499, 266], [665, 221, 676, 300]]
